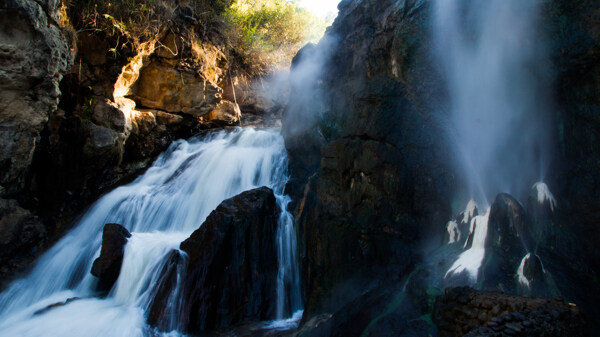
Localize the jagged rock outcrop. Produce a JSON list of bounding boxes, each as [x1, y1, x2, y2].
[[0, 0, 73, 286], [434, 287, 587, 337], [149, 187, 280, 333], [284, 0, 453, 317], [91, 223, 131, 293], [0, 0, 272, 287], [0, 0, 73, 195]]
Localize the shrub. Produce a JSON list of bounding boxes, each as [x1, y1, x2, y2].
[[64, 0, 329, 75], [224, 0, 329, 73]]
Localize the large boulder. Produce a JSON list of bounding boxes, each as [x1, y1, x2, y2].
[[126, 58, 222, 117], [91, 223, 131, 293], [481, 194, 532, 292], [149, 187, 281, 333]]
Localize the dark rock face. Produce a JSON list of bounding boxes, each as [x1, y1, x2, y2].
[[283, 0, 600, 333], [150, 187, 280, 333], [146, 250, 187, 331], [292, 280, 437, 337], [284, 0, 454, 317], [481, 194, 533, 293], [0, 199, 46, 286], [90, 223, 131, 293], [434, 287, 587, 337], [538, 0, 600, 325]]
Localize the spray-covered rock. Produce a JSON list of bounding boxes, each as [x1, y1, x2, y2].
[[481, 194, 533, 293], [165, 187, 280, 333], [90, 223, 131, 293]]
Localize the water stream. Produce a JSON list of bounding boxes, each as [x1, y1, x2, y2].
[[0, 127, 302, 336]]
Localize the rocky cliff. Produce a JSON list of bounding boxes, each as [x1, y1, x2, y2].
[[0, 0, 73, 283], [284, 0, 454, 318], [0, 0, 279, 287], [542, 0, 600, 323], [283, 0, 600, 334]]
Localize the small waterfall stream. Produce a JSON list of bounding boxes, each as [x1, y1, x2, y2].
[[0, 127, 303, 336]]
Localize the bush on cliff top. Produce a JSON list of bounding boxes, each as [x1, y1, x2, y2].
[[225, 0, 329, 72], [64, 0, 329, 74]]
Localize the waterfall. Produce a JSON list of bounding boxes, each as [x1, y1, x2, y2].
[[433, 0, 550, 205], [434, 0, 551, 284], [0, 128, 303, 336]]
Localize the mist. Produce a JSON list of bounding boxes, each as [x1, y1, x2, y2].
[[433, 0, 552, 207]]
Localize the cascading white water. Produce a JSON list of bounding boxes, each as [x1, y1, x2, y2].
[[445, 205, 490, 281], [0, 127, 303, 336], [434, 0, 551, 284]]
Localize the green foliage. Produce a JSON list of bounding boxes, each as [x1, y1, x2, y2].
[[67, 0, 230, 44], [65, 0, 330, 74], [224, 0, 329, 72]]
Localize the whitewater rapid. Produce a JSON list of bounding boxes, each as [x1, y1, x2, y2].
[[0, 127, 302, 336]]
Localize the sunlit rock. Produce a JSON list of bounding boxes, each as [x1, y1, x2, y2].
[[446, 200, 479, 246], [517, 253, 552, 297], [204, 100, 241, 126], [126, 59, 222, 117]]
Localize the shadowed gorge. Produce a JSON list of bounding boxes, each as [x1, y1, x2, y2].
[[1, 0, 599, 336]]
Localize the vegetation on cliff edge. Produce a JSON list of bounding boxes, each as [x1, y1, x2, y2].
[[63, 0, 330, 74]]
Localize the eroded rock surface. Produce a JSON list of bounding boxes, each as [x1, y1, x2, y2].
[[0, 0, 73, 194]]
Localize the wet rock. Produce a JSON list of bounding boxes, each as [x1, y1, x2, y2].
[[34, 297, 80, 316], [160, 187, 280, 333], [518, 253, 552, 298], [292, 282, 433, 337], [434, 287, 587, 337], [91, 223, 131, 293], [146, 250, 187, 331], [542, 0, 600, 328], [481, 194, 534, 293]]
